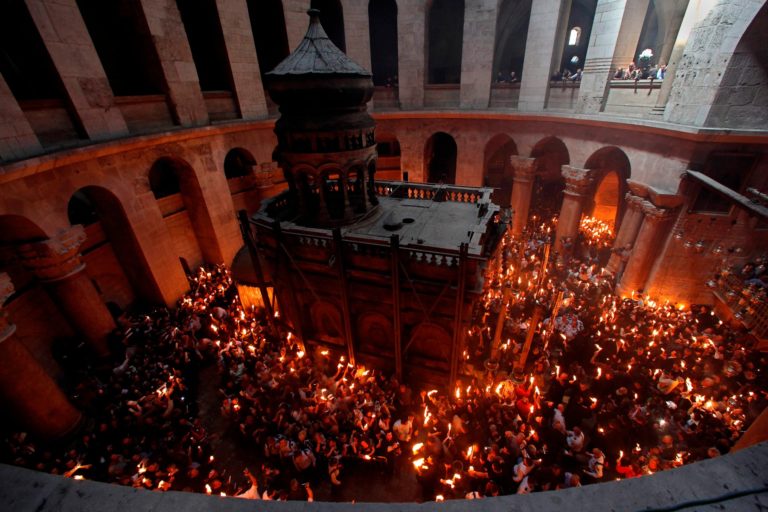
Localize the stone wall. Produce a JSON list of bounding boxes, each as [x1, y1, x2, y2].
[[665, 0, 767, 127]]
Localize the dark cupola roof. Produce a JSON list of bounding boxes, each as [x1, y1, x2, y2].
[[267, 9, 371, 78]]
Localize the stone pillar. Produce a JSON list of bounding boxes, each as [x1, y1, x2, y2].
[[215, 0, 269, 120], [397, 0, 426, 109], [606, 192, 645, 272], [617, 202, 676, 296], [518, 0, 570, 111], [17, 226, 115, 358], [576, 0, 648, 114], [341, 0, 372, 71], [0, 273, 82, 440], [554, 165, 595, 252], [25, 0, 129, 140], [459, 0, 497, 109], [137, 0, 209, 127], [651, 0, 716, 116], [509, 156, 537, 236], [0, 71, 43, 161]]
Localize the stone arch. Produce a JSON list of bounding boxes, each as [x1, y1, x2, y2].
[[346, 163, 367, 213], [492, 0, 532, 82], [68, 186, 164, 306], [584, 146, 631, 229], [530, 136, 570, 219], [224, 148, 257, 180], [310, 300, 345, 345], [426, 0, 464, 84], [311, 0, 345, 51], [369, 0, 398, 86], [148, 157, 223, 265], [406, 322, 451, 369], [246, 0, 290, 76], [356, 311, 394, 356], [424, 132, 457, 184], [483, 134, 518, 207]]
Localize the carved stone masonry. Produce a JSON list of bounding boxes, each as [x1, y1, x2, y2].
[[17, 225, 87, 282], [561, 165, 596, 196], [625, 192, 645, 212], [510, 156, 537, 182], [640, 201, 677, 223]]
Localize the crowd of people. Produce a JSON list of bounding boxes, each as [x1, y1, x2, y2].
[[1, 214, 766, 502], [614, 61, 666, 81]]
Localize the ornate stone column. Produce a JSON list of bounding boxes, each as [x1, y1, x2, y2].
[[606, 192, 645, 273], [509, 156, 537, 236], [617, 202, 677, 296], [0, 273, 82, 440], [555, 166, 595, 252], [18, 226, 114, 358]]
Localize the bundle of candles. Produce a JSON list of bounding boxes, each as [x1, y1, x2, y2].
[[579, 216, 615, 249], [1, 217, 765, 502]]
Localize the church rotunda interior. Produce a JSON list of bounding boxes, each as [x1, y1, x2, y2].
[[1, 0, 768, 509]]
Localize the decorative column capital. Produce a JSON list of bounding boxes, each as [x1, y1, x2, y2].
[[510, 156, 537, 181], [0, 273, 16, 342], [561, 165, 596, 196], [625, 192, 645, 211], [640, 201, 677, 223], [17, 226, 87, 282]]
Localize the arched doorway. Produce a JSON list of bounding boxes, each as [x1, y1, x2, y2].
[[369, 0, 398, 86], [530, 136, 570, 221], [584, 147, 631, 229], [427, 0, 464, 84], [492, 0, 532, 82], [311, 0, 345, 51], [68, 186, 163, 306], [376, 134, 401, 180], [224, 148, 260, 215], [483, 134, 518, 207], [149, 157, 222, 268], [424, 132, 457, 184]]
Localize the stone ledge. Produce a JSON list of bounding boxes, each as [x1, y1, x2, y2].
[[1, 442, 767, 512]]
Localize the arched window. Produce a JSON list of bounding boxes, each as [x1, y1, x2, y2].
[[568, 27, 581, 46], [224, 148, 256, 179], [427, 0, 464, 84], [148, 159, 182, 199]]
